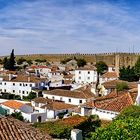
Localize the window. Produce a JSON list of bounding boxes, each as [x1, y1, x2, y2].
[[4, 89, 6, 92], [4, 83, 6, 85], [60, 97, 62, 101], [13, 90, 15, 93], [87, 77, 90, 80], [52, 96, 55, 100], [0, 83, 2, 85], [19, 90, 21, 93], [13, 83, 15, 86], [79, 71, 81, 74], [79, 76, 81, 79], [22, 91, 25, 94], [88, 71, 90, 74], [69, 99, 71, 102], [79, 100, 82, 104], [30, 84, 32, 87], [26, 84, 28, 86], [19, 83, 22, 86], [26, 91, 28, 94]]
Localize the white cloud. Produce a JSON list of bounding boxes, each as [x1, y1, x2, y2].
[[0, 0, 139, 55]]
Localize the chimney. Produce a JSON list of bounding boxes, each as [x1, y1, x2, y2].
[[71, 129, 83, 140], [9, 74, 13, 81], [28, 76, 31, 82]]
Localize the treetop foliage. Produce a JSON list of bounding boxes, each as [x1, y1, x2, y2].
[[89, 105, 140, 140]]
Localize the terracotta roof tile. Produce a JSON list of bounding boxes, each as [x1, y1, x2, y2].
[[32, 97, 52, 104], [41, 101, 76, 110], [0, 116, 51, 140], [2, 100, 24, 109], [44, 89, 94, 99], [102, 72, 118, 78], [84, 91, 135, 112]]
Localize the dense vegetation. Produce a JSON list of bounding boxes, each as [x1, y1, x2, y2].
[[33, 115, 101, 139], [119, 56, 140, 82], [3, 49, 16, 71], [116, 82, 129, 91], [11, 112, 24, 121], [89, 105, 140, 140], [23, 92, 37, 101]]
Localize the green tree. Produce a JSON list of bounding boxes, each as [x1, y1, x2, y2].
[[89, 105, 140, 140], [116, 82, 129, 91], [11, 112, 24, 121], [119, 66, 139, 82], [135, 56, 140, 78], [17, 57, 26, 65], [23, 92, 37, 101], [77, 58, 87, 67], [95, 61, 108, 88], [3, 57, 9, 70], [26, 59, 33, 66], [9, 49, 16, 71]]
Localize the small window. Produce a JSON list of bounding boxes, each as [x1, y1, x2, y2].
[[52, 96, 55, 100], [69, 99, 71, 102], [19, 90, 21, 93], [87, 77, 90, 80], [30, 84, 32, 87], [26, 84, 28, 86], [22, 91, 25, 94], [88, 71, 90, 74], [4, 89, 6, 92], [79, 100, 82, 104], [79, 76, 81, 79], [13, 83, 15, 86], [26, 91, 28, 94], [60, 97, 62, 101], [0, 83, 2, 85], [4, 83, 6, 85], [13, 90, 15, 93], [20, 83, 22, 86], [79, 71, 81, 74]]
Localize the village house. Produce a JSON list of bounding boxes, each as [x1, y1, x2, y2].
[[80, 89, 138, 120], [0, 74, 47, 99], [31, 97, 76, 119], [75, 67, 97, 84], [43, 88, 94, 105], [0, 100, 48, 123], [29, 65, 51, 78]]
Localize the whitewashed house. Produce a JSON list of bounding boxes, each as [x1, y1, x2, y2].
[[30, 66, 51, 77], [80, 90, 137, 120], [0, 100, 47, 123], [0, 74, 47, 99], [43, 89, 94, 105], [31, 97, 76, 119], [75, 68, 97, 84]]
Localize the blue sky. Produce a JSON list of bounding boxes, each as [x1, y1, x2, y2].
[[0, 0, 140, 55]]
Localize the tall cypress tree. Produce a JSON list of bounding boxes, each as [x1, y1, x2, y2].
[[9, 49, 16, 71]]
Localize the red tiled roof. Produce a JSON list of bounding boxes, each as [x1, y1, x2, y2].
[[2, 100, 24, 109], [3, 74, 45, 83], [0, 116, 51, 140], [102, 72, 118, 78], [31, 66, 50, 69], [41, 101, 76, 110], [84, 91, 135, 112], [44, 89, 94, 99]]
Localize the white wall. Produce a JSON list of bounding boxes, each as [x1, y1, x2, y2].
[[136, 83, 140, 105], [0, 81, 36, 98], [75, 70, 97, 84], [43, 93, 86, 105], [92, 108, 118, 120]]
